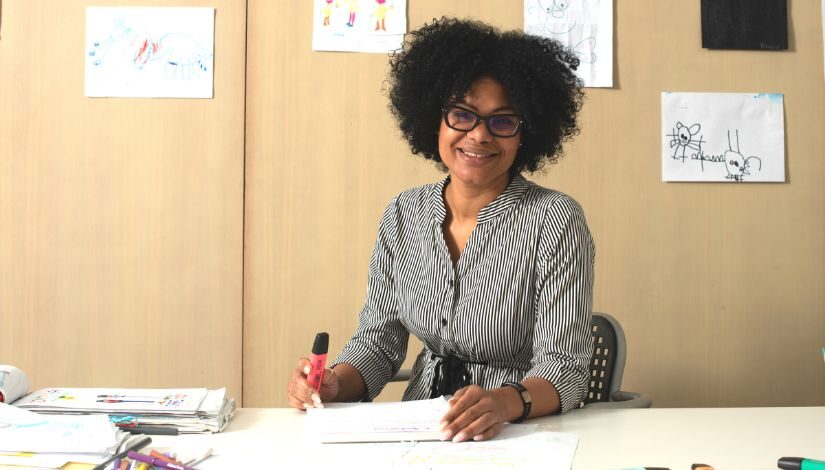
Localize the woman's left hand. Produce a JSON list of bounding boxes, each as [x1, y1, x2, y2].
[[439, 385, 518, 442]]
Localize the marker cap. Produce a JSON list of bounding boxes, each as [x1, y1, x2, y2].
[[312, 332, 329, 355], [778, 457, 804, 470], [779, 457, 825, 470]]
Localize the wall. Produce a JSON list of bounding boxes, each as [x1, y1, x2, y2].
[[244, 0, 825, 407], [0, 0, 245, 399], [1, 1, 822, 409]]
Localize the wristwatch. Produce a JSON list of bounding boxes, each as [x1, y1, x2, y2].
[[502, 381, 532, 423]]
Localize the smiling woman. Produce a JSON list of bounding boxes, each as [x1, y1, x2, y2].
[[287, 17, 594, 444]]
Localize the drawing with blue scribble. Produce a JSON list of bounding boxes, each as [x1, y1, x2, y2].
[[88, 20, 211, 80], [85, 7, 215, 98]]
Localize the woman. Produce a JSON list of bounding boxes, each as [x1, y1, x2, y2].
[[287, 18, 594, 443]]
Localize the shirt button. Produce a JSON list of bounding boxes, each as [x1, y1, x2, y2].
[[441, 318, 448, 326]]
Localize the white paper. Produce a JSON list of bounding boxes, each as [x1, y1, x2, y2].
[[85, 7, 215, 98], [397, 426, 578, 470], [0, 403, 117, 454], [306, 397, 449, 443], [14, 387, 208, 414], [312, 0, 406, 53], [662, 92, 785, 182], [524, 0, 613, 87]]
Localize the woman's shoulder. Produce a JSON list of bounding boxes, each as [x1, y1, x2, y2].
[[520, 178, 586, 218], [385, 179, 444, 212]]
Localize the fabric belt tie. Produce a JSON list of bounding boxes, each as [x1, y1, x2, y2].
[[429, 352, 487, 398]]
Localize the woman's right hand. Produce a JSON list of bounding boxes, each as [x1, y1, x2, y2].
[[286, 358, 340, 410]]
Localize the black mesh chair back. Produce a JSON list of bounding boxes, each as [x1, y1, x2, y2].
[[581, 313, 621, 406]]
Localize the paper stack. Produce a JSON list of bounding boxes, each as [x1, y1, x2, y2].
[[12, 387, 236, 434], [0, 402, 122, 468], [306, 396, 451, 443]]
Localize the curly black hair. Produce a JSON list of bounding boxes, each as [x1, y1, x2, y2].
[[387, 18, 584, 174]]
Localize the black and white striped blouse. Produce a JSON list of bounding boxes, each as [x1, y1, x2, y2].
[[333, 174, 595, 413]]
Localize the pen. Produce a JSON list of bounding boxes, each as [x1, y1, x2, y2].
[[127, 451, 196, 470], [118, 424, 179, 435], [778, 457, 825, 470], [308, 332, 329, 391], [92, 436, 152, 470]]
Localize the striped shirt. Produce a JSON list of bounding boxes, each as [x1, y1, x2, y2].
[[332, 174, 595, 413]]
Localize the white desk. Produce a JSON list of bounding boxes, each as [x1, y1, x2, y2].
[[153, 406, 825, 469]]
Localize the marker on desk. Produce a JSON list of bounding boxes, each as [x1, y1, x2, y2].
[[778, 457, 825, 470], [127, 451, 196, 470], [308, 332, 329, 391], [118, 424, 179, 435], [91, 436, 152, 470]]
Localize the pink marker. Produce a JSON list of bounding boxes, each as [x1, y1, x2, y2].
[[308, 332, 329, 391]]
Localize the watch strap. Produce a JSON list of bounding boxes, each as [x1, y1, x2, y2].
[[502, 381, 532, 423]]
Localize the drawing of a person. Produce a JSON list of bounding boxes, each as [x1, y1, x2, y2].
[[372, 0, 392, 31], [344, 0, 360, 27], [322, 0, 333, 26]]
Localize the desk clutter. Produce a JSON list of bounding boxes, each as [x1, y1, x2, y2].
[[12, 387, 235, 435], [0, 364, 231, 469]]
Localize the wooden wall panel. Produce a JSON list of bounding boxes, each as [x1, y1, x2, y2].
[[245, 0, 824, 408], [0, 0, 245, 400]]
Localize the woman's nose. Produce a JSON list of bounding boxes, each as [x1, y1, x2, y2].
[[466, 120, 493, 142]]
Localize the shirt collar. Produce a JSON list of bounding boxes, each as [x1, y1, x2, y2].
[[429, 174, 531, 225]]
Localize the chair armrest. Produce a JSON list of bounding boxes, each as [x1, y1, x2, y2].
[[582, 390, 653, 409]]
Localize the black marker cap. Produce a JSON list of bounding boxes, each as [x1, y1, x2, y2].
[[778, 457, 804, 470], [312, 332, 329, 355]]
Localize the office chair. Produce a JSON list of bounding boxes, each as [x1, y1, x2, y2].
[[580, 312, 651, 409], [388, 312, 652, 409]]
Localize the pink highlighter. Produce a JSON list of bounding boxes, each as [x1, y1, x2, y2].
[[308, 332, 329, 391]]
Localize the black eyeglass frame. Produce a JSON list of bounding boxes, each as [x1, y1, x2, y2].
[[441, 104, 524, 138]]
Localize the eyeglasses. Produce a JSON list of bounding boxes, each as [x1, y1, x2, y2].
[[442, 104, 523, 138]]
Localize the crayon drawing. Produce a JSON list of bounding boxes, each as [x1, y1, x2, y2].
[[312, 0, 407, 53], [85, 7, 215, 98], [661, 92, 785, 182], [524, 0, 613, 87]]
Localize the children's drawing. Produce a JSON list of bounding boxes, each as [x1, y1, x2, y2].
[[85, 7, 215, 98], [667, 122, 704, 162], [661, 92, 784, 182], [543, 0, 571, 19], [371, 0, 394, 32], [723, 130, 762, 181], [312, 0, 406, 53], [321, 0, 334, 26], [524, 0, 613, 87], [344, 0, 359, 27]]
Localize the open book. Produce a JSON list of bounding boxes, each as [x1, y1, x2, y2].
[[305, 397, 450, 443]]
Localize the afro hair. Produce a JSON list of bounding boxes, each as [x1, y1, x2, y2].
[[387, 17, 584, 174]]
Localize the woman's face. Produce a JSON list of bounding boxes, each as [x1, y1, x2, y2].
[[438, 76, 522, 191]]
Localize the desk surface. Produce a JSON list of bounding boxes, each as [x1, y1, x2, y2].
[[153, 406, 825, 469]]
